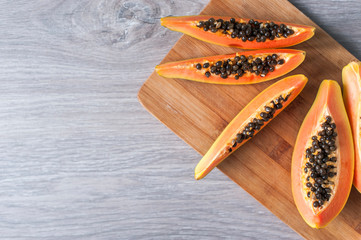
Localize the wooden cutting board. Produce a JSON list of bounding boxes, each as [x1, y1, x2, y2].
[[137, 0, 361, 238]]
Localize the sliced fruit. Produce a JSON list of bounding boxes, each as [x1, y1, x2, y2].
[[342, 61, 361, 193], [161, 15, 315, 49], [156, 49, 305, 85], [292, 80, 354, 228], [195, 74, 308, 180]]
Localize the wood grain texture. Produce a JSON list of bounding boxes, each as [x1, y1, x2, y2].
[[0, 0, 359, 239], [139, 0, 361, 239]]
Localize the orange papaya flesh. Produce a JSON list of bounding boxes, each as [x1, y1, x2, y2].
[[292, 80, 354, 228], [161, 15, 315, 49], [342, 62, 361, 193], [195, 74, 308, 180], [156, 49, 305, 85]]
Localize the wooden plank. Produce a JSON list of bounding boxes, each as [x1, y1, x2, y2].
[[138, 0, 361, 238]]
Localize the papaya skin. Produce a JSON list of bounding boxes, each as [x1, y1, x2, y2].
[[342, 62, 361, 193], [291, 80, 354, 228], [156, 49, 305, 85], [161, 15, 315, 49], [195, 74, 308, 180]]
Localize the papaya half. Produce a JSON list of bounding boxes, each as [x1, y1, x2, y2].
[[342, 61, 361, 193], [195, 74, 308, 180], [291, 80, 354, 228], [156, 49, 305, 85], [161, 15, 315, 49]]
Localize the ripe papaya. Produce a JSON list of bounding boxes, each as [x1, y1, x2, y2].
[[342, 61, 361, 193], [156, 49, 305, 85], [195, 74, 308, 180], [161, 15, 315, 49], [291, 80, 354, 228]]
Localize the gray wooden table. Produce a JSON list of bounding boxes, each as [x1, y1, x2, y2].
[[1, 0, 360, 239]]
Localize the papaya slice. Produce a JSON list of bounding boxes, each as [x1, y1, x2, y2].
[[342, 61, 361, 193], [161, 15, 315, 49], [195, 74, 308, 180], [291, 80, 354, 228], [156, 49, 305, 85]]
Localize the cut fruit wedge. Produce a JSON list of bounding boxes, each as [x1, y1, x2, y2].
[[292, 80, 354, 228], [161, 15, 315, 49], [342, 61, 361, 193], [156, 49, 305, 85], [195, 74, 308, 180]]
